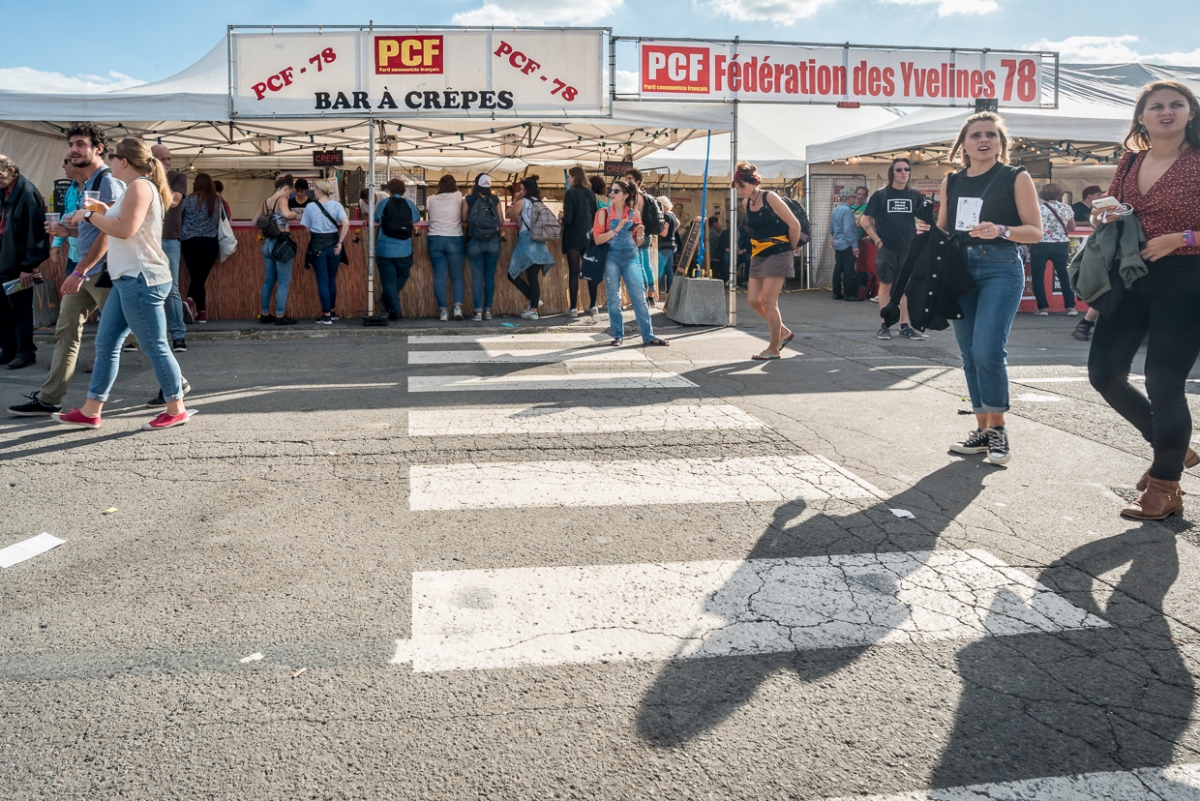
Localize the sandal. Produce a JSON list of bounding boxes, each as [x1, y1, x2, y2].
[[751, 351, 780, 360], [611, 338, 623, 347], [781, 331, 795, 348], [644, 338, 670, 347]]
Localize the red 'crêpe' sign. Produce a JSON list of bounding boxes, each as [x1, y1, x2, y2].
[[313, 150, 344, 167]]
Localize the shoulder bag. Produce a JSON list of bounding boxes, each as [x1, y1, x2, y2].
[[311, 200, 351, 265], [217, 204, 238, 263], [580, 209, 611, 283]]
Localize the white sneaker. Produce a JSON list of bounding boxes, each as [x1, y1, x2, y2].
[[588, 306, 598, 318], [567, 308, 580, 318], [1035, 308, 1049, 316], [521, 308, 539, 320], [439, 309, 449, 322], [1066, 308, 1079, 316]]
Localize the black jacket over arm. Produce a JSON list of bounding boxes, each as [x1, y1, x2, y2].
[[0, 175, 49, 281], [889, 228, 974, 332]]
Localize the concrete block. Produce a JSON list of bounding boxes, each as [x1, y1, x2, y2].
[[665, 277, 728, 326]]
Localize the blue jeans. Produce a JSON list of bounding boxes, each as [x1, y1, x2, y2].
[[377, 256, 412, 316], [161, 239, 186, 340], [635, 245, 654, 291], [313, 246, 340, 315], [658, 247, 677, 292], [952, 244, 1025, 414], [428, 235, 465, 310], [261, 237, 294, 317], [605, 253, 656, 343], [466, 237, 500, 312], [88, 274, 183, 403]]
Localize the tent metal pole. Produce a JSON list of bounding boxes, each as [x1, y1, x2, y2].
[[367, 121, 376, 319], [728, 98, 738, 326], [805, 162, 812, 287]]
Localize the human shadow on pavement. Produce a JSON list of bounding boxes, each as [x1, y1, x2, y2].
[[636, 459, 989, 746], [930, 526, 1196, 789]]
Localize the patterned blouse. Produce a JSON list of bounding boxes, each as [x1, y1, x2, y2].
[[180, 194, 220, 240], [1107, 148, 1200, 257], [1038, 200, 1074, 244]]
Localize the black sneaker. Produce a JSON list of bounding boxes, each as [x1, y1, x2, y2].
[[876, 325, 892, 340], [950, 429, 990, 455], [258, 314, 276, 324], [9, 392, 61, 417], [899, 325, 925, 340], [172, 339, 188, 353], [985, 426, 1011, 465], [1072, 320, 1092, 342], [147, 378, 192, 407], [275, 316, 297, 326]]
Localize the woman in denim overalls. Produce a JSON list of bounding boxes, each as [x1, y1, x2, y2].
[[593, 180, 669, 347]]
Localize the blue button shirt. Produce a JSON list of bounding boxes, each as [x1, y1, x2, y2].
[[829, 202, 859, 252], [374, 196, 420, 258]]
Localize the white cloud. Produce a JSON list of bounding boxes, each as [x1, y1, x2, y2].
[[705, 0, 837, 22], [881, 0, 999, 17], [1029, 35, 1200, 66], [452, 0, 619, 25], [0, 67, 143, 94], [614, 69, 638, 94]]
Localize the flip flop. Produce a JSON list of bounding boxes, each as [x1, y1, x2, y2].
[[644, 338, 670, 347], [781, 332, 795, 348], [611, 338, 623, 347], [751, 351, 780, 361]]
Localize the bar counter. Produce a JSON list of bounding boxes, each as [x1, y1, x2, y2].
[[41, 221, 627, 321]]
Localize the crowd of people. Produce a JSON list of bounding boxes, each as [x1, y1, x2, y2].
[[2, 82, 1198, 523]]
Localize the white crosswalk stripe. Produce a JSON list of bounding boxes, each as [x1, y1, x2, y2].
[[407, 373, 696, 392], [409, 455, 882, 511], [395, 549, 1108, 672], [820, 764, 1200, 800], [409, 347, 652, 364], [407, 401, 766, 436]]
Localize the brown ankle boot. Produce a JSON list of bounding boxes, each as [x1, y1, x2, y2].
[[1122, 477, 1185, 520], [1136, 447, 1200, 491]]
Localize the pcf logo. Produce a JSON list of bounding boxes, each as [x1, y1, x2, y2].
[[642, 45, 710, 94], [376, 35, 444, 75]]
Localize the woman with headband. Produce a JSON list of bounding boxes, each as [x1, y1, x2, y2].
[[733, 162, 802, 360]]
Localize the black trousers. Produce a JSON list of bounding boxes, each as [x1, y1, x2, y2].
[[181, 236, 219, 311], [832, 247, 857, 298], [509, 266, 541, 306], [0, 280, 35, 356], [1030, 242, 1076, 310], [1089, 256, 1200, 481], [566, 247, 599, 309]]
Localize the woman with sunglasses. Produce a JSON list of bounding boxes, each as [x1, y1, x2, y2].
[[55, 139, 191, 431], [593, 180, 668, 347]]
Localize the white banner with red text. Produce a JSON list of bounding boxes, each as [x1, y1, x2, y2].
[[230, 28, 606, 119], [636, 40, 1055, 108]]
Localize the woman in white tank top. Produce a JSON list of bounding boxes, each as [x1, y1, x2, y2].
[[56, 138, 192, 432]]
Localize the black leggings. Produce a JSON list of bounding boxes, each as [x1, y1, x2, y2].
[[508, 266, 541, 307], [181, 236, 219, 311], [1089, 255, 1200, 481], [566, 247, 599, 309]]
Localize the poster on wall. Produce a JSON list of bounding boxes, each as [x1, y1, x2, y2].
[[635, 39, 1056, 109], [231, 28, 607, 119]]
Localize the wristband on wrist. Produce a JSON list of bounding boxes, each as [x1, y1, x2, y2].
[[1184, 230, 1197, 248], [71, 270, 86, 279], [997, 225, 1008, 239]]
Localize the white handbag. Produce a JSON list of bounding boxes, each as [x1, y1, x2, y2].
[[217, 204, 238, 263]]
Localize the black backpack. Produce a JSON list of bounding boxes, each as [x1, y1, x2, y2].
[[639, 191, 664, 237], [466, 194, 501, 240], [380, 196, 413, 240], [778, 195, 811, 246]]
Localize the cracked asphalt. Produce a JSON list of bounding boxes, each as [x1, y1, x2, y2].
[[2, 291, 1200, 800]]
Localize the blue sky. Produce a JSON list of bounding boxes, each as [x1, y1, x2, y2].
[[0, 0, 1196, 92]]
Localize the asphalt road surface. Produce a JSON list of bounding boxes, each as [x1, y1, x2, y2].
[[2, 292, 1199, 800]]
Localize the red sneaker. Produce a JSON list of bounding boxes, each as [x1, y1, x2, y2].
[[195, 311, 208, 323], [142, 410, 195, 431], [53, 408, 101, 429]]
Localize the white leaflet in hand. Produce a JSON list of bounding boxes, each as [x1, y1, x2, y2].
[[957, 197, 983, 231]]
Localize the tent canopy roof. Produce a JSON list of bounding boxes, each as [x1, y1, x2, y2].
[[806, 63, 1200, 166]]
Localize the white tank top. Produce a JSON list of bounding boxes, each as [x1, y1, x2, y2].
[[106, 177, 172, 286]]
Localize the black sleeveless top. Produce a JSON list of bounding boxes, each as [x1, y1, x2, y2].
[[945, 163, 1025, 246], [744, 191, 792, 257]]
